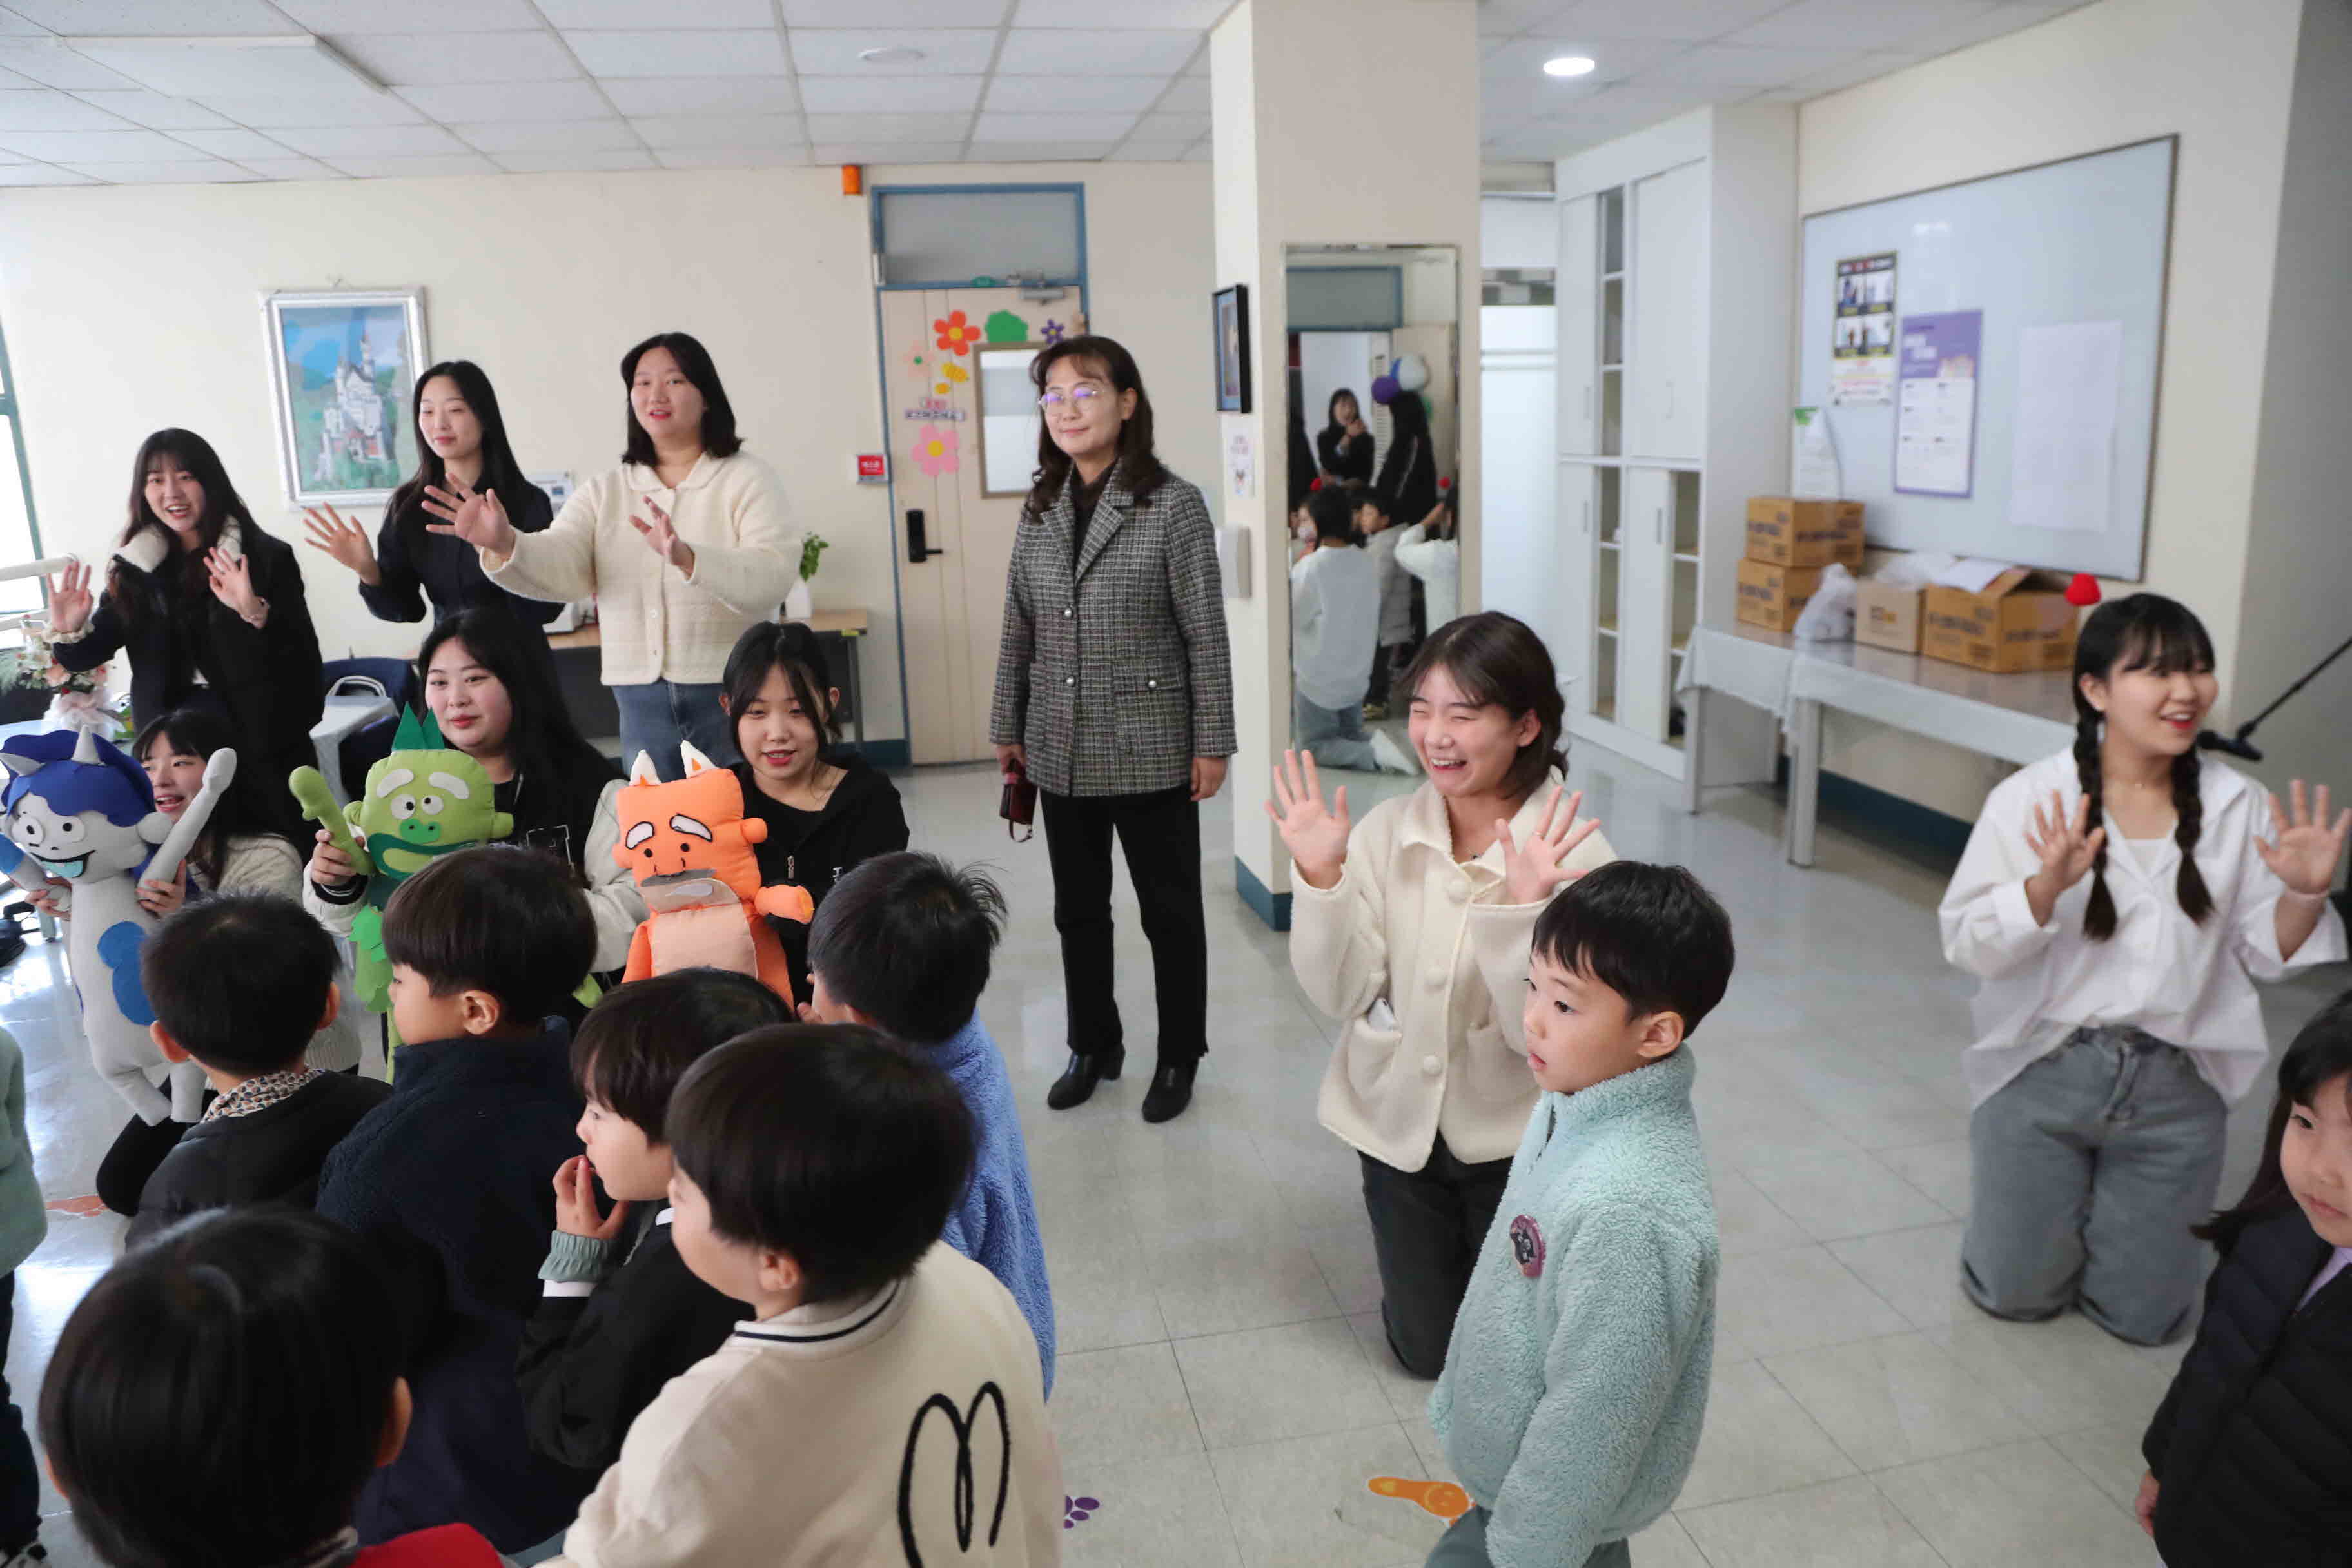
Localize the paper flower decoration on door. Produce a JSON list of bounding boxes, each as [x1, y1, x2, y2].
[[933, 360, 969, 396], [912, 426, 960, 476], [983, 309, 1030, 344], [1041, 318, 1066, 344], [901, 344, 932, 380], [934, 310, 977, 356]]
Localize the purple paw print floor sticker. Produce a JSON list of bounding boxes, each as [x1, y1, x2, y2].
[[1063, 1494, 1101, 1529]]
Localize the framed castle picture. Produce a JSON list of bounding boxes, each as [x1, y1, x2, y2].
[[262, 288, 429, 505]]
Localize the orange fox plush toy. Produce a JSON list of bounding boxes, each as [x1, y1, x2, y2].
[[612, 741, 816, 1004]]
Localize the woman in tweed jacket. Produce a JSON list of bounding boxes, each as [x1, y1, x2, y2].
[[992, 335, 1236, 1124]]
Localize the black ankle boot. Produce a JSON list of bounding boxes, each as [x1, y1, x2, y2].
[[1141, 1059, 1197, 1124], [1046, 1044, 1123, 1111]]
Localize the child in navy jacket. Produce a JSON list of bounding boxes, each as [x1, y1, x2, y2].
[[803, 851, 1056, 1395]]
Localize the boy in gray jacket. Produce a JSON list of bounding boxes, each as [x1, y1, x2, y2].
[[1427, 862, 1730, 1568]]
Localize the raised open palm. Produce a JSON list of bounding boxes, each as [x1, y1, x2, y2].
[[302, 504, 379, 582], [2024, 790, 2106, 890], [2257, 779, 2351, 896], [631, 496, 694, 572], [421, 475, 516, 555], [44, 559, 93, 634], [1497, 786, 1600, 906], [1265, 749, 1351, 888]]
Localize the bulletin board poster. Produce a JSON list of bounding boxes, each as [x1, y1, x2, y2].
[[1894, 309, 1981, 498], [1830, 252, 1897, 406]]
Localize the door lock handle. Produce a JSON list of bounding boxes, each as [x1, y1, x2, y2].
[[906, 508, 945, 564]]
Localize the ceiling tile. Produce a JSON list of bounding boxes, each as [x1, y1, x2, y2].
[[808, 140, 968, 162], [1106, 139, 1195, 162], [1481, 75, 1611, 116], [568, 29, 791, 77], [1728, 0, 2001, 52], [785, 0, 1008, 22], [0, 65, 35, 86], [324, 152, 501, 178], [972, 111, 1133, 142], [798, 75, 982, 113], [1764, 49, 1923, 99], [1010, 0, 1230, 26], [985, 75, 1160, 113], [63, 157, 255, 182], [600, 75, 798, 115], [996, 27, 1200, 75], [493, 146, 660, 173], [277, 0, 544, 30], [0, 86, 124, 129], [652, 145, 808, 168], [787, 29, 999, 75], [0, 162, 97, 184], [0, 41, 137, 88], [1551, 0, 1790, 43], [1155, 76, 1208, 112], [167, 125, 288, 159], [965, 140, 1108, 162], [453, 118, 639, 152], [68, 88, 232, 127], [191, 91, 423, 126], [337, 32, 582, 86], [231, 155, 341, 179], [6, 1, 297, 33], [538, 0, 773, 23], [630, 112, 806, 149], [1661, 43, 1850, 86], [1479, 0, 1576, 35], [1901, 3, 2067, 59], [270, 123, 465, 157], [1483, 35, 1683, 83], [396, 81, 614, 122], [1130, 109, 1207, 140], [0, 123, 176, 157], [0, 14, 50, 35], [802, 110, 971, 142]]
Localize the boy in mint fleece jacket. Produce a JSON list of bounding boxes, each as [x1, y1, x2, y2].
[[803, 851, 1055, 1395], [1427, 861, 1730, 1568]]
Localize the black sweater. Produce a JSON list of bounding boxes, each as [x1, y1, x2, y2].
[[733, 755, 909, 1003], [126, 1072, 390, 1247], [515, 1210, 748, 1475], [315, 1026, 599, 1551], [2142, 1207, 2352, 1567], [360, 486, 560, 642], [1317, 426, 1373, 484]]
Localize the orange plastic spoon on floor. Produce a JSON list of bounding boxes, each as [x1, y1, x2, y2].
[[1367, 1476, 1472, 1522]]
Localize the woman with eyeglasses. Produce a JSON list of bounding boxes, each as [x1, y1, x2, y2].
[[990, 335, 1236, 1124]]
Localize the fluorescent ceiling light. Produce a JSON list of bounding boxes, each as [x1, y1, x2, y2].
[[55, 35, 389, 99], [1542, 55, 1596, 78]]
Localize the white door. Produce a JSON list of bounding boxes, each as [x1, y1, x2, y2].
[[1619, 466, 1675, 740], [1556, 193, 1598, 456], [1554, 460, 1597, 711], [1627, 159, 1707, 462], [881, 287, 1058, 764], [1477, 306, 1555, 637]]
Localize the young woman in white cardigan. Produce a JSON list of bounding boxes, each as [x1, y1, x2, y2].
[[424, 332, 801, 781], [1269, 611, 1614, 1377], [1940, 594, 2348, 1345]]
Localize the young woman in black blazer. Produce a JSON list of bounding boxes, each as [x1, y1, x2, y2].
[[1316, 388, 1374, 484], [302, 359, 558, 654], [49, 429, 323, 785]]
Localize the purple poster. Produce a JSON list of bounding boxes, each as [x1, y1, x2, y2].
[[1892, 309, 1981, 498]]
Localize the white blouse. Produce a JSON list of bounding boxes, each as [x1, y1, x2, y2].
[[1939, 749, 2346, 1108]]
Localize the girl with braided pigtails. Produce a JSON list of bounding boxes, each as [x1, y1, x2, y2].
[[1939, 594, 2350, 1345]]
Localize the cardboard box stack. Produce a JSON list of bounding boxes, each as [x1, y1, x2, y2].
[[1921, 567, 2079, 672], [1855, 575, 1923, 654], [1737, 498, 1863, 632]]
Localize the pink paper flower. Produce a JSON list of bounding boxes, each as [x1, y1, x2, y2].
[[911, 426, 960, 477]]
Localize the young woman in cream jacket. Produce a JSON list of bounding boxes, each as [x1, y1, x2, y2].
[[1270, 611, 1614, 1378]]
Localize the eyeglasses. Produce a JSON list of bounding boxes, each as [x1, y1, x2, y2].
[[1037, 385, 1105, 410]]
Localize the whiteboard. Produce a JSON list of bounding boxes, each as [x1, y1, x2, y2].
[[1798, 136, 2175, 579]]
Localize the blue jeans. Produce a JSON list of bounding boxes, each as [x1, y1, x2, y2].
[[1295, 691, 1379, 771], [1427, 1508, 1627, 1567], [612, 680, 735, 781]]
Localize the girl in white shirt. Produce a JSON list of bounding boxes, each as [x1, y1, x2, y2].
[[1940, 594, 2347, 1344]]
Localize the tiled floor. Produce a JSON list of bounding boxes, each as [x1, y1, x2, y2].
[[2, 741, 2340, 1566]]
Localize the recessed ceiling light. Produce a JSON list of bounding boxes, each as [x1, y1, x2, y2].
[[859, 46, 926, 66], [1542, 55, 1596, 78]]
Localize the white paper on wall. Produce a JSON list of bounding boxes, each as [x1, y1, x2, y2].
[[2010, 320, 2123, 534]]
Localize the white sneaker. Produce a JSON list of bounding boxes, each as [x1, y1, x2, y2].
[[1370, 730, 1420, 775]]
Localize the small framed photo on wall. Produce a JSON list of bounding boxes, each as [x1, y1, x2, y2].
[[262, 288, 429, 506], [1212, 283, 1251, 413]]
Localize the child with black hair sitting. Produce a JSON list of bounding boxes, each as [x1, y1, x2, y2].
[[550, 1025, 1059, 1566], [39, 1208, 502, 1567], [128, 894, 389, 1247], [517, 968, 792, 1475], [317, 846, 602, 1553], [801, 850, 1055, 1395], [1426, 861, 1730, 1568]]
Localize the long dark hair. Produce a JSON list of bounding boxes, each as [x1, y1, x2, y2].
[[2196, 990, 2352, 1250], [1396, 611, 1566, 803], [418, 609, 617, 791], [2072, 593, 2216, 941], [113, 429, 259, 617], [620, 331, 743, 467], [384, 360, 534, 534], [1023, 333, 1169, 518], [1322, 387, 1360, 441], [721, 619, 841, 752], [132, 707, 302, 886]]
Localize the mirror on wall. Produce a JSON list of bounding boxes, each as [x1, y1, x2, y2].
[[1282, 242, 1461, 794], [976, 342, 1044, 497]]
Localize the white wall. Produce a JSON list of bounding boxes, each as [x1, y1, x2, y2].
[[1796, 0, 2306, 819], [0, 160, 1217, 749], [1480, 193, 1556, 271]]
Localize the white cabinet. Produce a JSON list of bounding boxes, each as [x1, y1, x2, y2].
[[1627, 159, 1706, 462], [1478, 305, 1559, 652], [1617, 467, 1678, 739], [1554, 462, 1598, 704], [1556, 194, 1597, 456]]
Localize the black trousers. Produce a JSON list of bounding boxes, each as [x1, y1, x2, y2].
[[1041, 785, 1207, 1068], [1360, 1133, 1513, 1378]]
